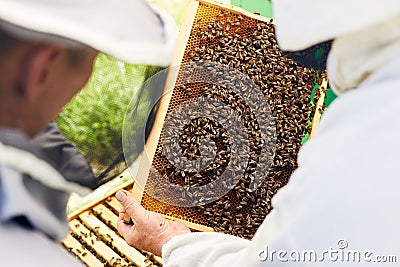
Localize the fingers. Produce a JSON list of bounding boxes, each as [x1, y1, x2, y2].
[[115, 190, 191, 255], [117, 212, 135, 237], [117, 206, 140, 245], [115, 190, 147, 224]]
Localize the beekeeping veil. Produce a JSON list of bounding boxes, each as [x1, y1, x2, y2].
[[0, 0, 175, 189], [272, 0, 400, 95]]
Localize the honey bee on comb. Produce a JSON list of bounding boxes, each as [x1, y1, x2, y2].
[[132, 1, 326, 240]]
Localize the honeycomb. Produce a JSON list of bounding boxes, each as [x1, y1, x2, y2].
[[136, 0, 323, 239]]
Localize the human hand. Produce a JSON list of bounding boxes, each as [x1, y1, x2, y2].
[[116, 190, 191, 256]]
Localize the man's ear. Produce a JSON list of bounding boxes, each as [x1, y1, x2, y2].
[[20, 44, 63, 102]]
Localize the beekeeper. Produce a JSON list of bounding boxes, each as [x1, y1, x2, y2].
[[0, 0, 175, 265], [116, 0, 400, 266]]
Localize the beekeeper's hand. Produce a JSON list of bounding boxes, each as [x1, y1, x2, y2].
[[116, 190, 191, 256]]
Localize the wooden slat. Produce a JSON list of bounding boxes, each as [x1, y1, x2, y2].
[[68, 171, 134, 220], [106, 197, 123, 213], [92, 204, 164, 266], [161, 214, 214, 232], [309, 78, 328, 139], [109, 195, 214, 232], [93, 204, 119, 229], [150, 255, 164, 266], [69, 219, 129, 266], [80, 211, 154, 266], [63, 234, 104, 267]]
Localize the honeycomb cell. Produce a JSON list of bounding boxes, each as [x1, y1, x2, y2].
[[141, 0, 319, 239]]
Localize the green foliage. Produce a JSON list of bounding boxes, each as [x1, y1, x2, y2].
[[148, 0, 189, 26], [57, 0, 187, 179], [57, 54, 148, 173]]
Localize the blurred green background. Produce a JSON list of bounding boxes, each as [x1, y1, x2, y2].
[[57, 0, 189, 181], [231, 0, 273, 17]]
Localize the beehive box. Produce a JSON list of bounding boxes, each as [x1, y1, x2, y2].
[[63, 173, 164, 267], [128, 0, 327, 238]]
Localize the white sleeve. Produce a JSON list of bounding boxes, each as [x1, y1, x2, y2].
[[162, 208, 301, 267], [162, 232, 251, 266], [162, 76, 400, 266], [0, 222, 83, 267]]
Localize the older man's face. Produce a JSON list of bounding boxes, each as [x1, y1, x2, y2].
[[35, 47, 98, 131], [0, 42, 97, 137]]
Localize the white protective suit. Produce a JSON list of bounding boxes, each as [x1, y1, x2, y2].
[[0, 129, 90, 266], [161, 1, 400, 266]]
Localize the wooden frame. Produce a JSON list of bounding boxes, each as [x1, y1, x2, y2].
[[125, 0, 326, 230]]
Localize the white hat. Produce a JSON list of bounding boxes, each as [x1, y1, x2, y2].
[[272, 0, 400, 51], [0, 0, 177, 66]]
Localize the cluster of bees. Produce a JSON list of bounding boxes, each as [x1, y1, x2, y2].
[[142, 7, 320, 239], [63, 5, 328, 267]]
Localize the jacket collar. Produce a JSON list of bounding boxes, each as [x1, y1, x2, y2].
[[0, 129, 69, 241]]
